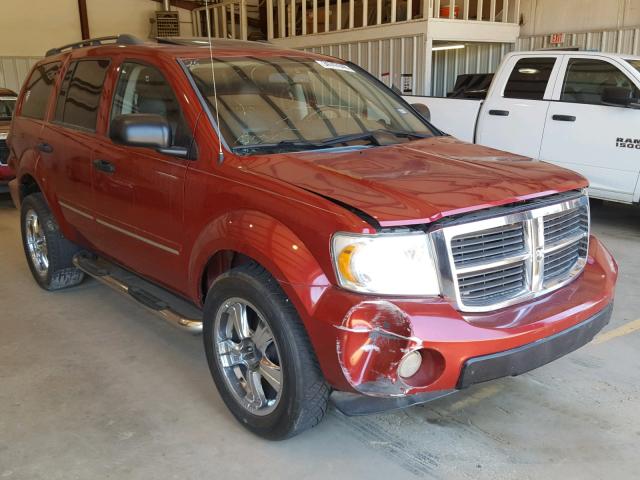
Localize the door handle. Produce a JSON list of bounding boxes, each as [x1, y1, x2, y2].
[[488, 109, 510, 116], [552, 114, 576, 122], [37, 142, 53, 153], [93, 159, 116, 174]]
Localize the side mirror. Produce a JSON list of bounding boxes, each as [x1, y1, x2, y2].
[[602, 87, 634, 107], [110, 114, 189, 158], [411, 103, 431, 122]]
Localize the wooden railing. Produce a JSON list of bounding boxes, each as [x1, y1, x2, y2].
[[191, 0, 521, 41], [430, 0, 521, 23], [192, 0, 250, 40], [264, 0, 520, 40]]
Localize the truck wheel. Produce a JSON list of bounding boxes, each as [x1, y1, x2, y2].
[[20, 193, 84, 290], [203, 263, 329, 440]]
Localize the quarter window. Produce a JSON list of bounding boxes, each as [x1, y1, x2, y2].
[[54, 59, 110, 131], [561, 58, 640, 105], [20, 62, 61, 120], [504, 58, 556, 101], [111, 62, 191, 149]]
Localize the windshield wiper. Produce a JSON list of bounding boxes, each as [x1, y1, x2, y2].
[[233, 129, 432, 155], [320, 129, 430, 147], [233, 139, 326, 155]]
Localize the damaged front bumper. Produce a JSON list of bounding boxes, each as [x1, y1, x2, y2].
[[307, 236, 617, 414]]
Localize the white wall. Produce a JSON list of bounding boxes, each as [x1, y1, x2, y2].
[[520, 0, 640, 36], [0, 0, 194, 57]]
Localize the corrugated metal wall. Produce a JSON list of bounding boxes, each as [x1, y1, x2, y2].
[[0, 57, 40, 93], [517, 27, 640, 56], [305, 35, 428, 96], [431, 43, 513, 97]]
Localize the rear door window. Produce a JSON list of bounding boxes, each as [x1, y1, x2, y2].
[[20, 62, 61, 120], [54, 59, 110, 131], [503, 57, 557, 100], [560, 58, 640, 105]]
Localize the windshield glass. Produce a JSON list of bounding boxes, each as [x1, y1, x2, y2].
[[627, 59, 640, 74], [185, 56, 435, 153], [0, 97, 16, 121]]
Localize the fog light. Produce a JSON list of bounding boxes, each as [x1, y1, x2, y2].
[[398, 350, 422, 379]]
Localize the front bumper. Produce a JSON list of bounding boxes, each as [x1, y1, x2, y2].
[[331, 301, 612, 415], [457, 302, 612, 389], [305, 235, 617, 403]]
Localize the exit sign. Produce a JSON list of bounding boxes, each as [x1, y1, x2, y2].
[[550, 33, 565, 44]]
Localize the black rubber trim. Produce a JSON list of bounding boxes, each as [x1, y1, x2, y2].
[[457, 303, 613, 389], [331, 389, 456, 416]]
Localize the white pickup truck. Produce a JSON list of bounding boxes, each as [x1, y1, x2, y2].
[[406, 51, 640, 204]]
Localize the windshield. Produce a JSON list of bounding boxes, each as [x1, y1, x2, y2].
[[627, 59, 640, 74], [184, 56, 435, 153], [0, 97, 16, 121]]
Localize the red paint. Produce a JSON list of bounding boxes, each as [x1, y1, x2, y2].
[[8, 42, 617, 397]]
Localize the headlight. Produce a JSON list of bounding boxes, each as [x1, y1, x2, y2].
[[331, 232, 440, 296]]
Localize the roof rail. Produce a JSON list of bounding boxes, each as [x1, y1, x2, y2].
[[45, 34, 143, 57]]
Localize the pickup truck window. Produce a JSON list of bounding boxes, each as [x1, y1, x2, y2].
[[503, 57, 556, 101], [561, 58, 639, 105], [20, 62, 61, 120], [111, 62, 191, 149], [184, 56, 435, 153], [53, 59, 110, 132], [0, 97, 15, 121]]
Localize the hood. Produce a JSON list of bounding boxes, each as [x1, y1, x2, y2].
[[243, 136, 588, 227]]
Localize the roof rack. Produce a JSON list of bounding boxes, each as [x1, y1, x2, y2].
[[45, 34, 143, 57]]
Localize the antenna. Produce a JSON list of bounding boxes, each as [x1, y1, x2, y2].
[[204, 0, 224, 163]]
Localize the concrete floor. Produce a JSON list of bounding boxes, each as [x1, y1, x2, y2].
[[1, 193, 639, 480]]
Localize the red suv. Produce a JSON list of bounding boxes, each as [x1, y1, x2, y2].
[[7, 35, 617, 439]]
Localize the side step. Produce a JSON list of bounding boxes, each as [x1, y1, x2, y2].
[[73, 252, 203, 334]]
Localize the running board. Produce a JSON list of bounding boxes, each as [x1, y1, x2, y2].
[[72, 252, 203, 334]]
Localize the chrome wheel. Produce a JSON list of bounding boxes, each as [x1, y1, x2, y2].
[[214, 298, 283, 416], [25, 209, 49, 277]]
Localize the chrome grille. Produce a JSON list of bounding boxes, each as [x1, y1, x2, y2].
[[458, 262, 526, 306], [430, 192, 590, 312], [452, 224, 525, 267]]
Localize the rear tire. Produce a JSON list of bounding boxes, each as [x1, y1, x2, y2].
[[20, 193, 84, 290], [203, 263, 329, 440]]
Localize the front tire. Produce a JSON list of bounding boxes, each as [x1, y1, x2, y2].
[[20, 193, 84, 290], [203, 263, 329, 440]]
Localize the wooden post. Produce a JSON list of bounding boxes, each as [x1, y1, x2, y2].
[[78, 0, 90, 39], [313, 0, 318, 33], [302, 0, 307, 34], [267, 0, 274, 38], [349, 0, 354, 28], [279, 0, 286, 36], [240, 0, 248, 39]]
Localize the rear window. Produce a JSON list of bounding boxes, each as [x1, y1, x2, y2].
[[20, 62, 61, 120], [504, 57, 556, 100], [627, 59, 640, 74], [54, 59, 110, 131]]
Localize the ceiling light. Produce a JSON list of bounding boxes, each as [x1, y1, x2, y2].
[[432, 44, 466, 51]]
